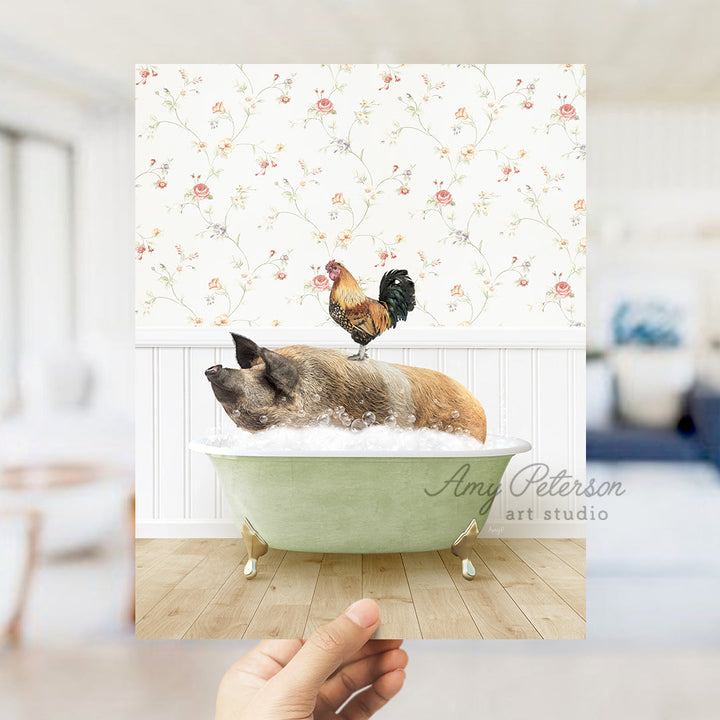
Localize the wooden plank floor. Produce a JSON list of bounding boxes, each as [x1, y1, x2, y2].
[[135, 538, 585, 640]]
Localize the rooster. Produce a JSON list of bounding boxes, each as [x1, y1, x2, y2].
[[325, 260, 416, 360]]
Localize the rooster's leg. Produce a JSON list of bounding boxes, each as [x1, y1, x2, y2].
[[347, 344, 367, 361]]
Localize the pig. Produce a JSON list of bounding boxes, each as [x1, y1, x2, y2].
[[205, 332, 487, 442]]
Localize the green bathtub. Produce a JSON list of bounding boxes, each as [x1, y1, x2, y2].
[[190, 435, 531, 579]]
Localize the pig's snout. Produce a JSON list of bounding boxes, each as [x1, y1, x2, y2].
[[205, 364, 222, 378]]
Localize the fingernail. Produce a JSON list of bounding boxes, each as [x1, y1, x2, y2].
[[345, 599, 380, 628]]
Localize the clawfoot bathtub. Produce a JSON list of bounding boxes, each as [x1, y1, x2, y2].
[[189, 435, 531, 580]]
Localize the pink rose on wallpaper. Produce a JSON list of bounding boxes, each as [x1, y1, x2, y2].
[[331, 192, 345, 205], [519, 278, 529, 287], [435, 189, 453, 206], [136, 66, 157, 86], [574, 199, 586, 211], [280, 95, 291, 103], [316, 97, 334, 114], [208, 278, 222, 290], [156, 180, 167, 189], [523, 101, 533, 109], [212, 101, 226, 114], [312, 274, 330, 291], [192, 183, 210, 199], [451, 284, 464, 297], [398, 186, 410, 195], [554, 281, 572, 297], [214, 314, 230, 326], [455, 107, 469, 120], [559, 103, 576, 120], [276, 271, 287, 280]]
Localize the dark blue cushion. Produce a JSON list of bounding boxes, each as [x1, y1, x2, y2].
[[587, 427, 704, 462], [689, 385, 720, 466]]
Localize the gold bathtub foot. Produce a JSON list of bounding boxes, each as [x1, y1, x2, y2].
[[451, 519, 479, 581], [241, 518, 268, 579]]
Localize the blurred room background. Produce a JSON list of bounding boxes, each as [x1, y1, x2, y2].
[[1, 1, 719, 717]]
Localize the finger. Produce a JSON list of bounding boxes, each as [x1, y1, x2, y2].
[[252, 639, 305, 670], [317, 648, 408, 712], [227, 639, 303, 684], [339, 668, 406, 720], [338, 639, 404, 671], [271, 599, 380, 697]]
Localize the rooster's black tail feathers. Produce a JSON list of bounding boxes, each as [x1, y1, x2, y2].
[[378, 269, 416, 328]]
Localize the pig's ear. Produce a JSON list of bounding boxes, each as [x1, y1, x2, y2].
[[259, 348, 299, 396], [231, 333, 260, 369]]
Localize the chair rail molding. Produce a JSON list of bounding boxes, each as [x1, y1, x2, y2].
[[136, 326, 586, 349]]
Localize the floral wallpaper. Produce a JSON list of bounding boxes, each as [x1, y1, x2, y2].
[[136, 64, 585, 328]]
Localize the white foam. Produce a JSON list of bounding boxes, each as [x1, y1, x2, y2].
[[192, 425, 531, 457]]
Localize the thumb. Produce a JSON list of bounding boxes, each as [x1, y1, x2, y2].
[[271, 599, 380, 697]]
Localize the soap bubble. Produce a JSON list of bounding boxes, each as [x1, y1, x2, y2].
[[317, 413, 330, 426], [298, 409, 306, 417], [365, 387, 372, 393], [451, 410, 460, 419], [407, 413, 416, 424], [362, 411, 376, 426], [312, 394, 321, 403], [445, 425, 453, 433], [340, 412, 352, 426], [197, 423, 503, 456], [335, 405, 345, 416], [259, 415, 268, 424], [385, 414, 397, 428], [359, 398, 364, 404]]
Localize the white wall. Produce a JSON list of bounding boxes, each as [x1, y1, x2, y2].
[[135, 327, 586, 539]]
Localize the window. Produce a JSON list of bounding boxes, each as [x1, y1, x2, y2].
[[0, 129, 74, 415]]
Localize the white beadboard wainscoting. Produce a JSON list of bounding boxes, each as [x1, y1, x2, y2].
[[136, 327, 586, 539]]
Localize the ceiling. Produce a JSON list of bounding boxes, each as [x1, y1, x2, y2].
[[0, 0, 719, 105]]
